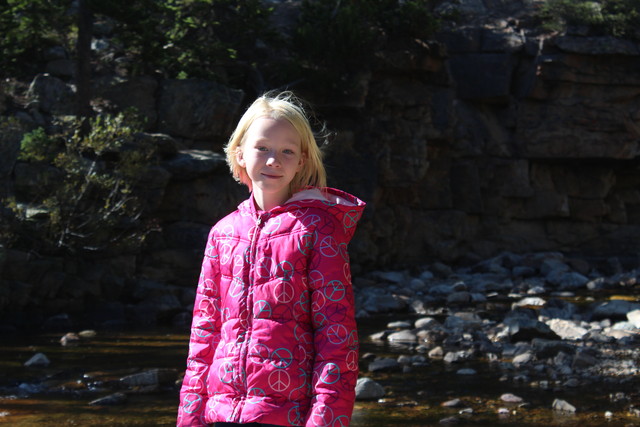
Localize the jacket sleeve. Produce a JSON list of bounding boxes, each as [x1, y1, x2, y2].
[[304, 216, 359, 427], [177, 228, 222, 426]]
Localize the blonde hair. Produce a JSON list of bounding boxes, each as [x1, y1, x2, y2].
[[224, 91, 327, 193]]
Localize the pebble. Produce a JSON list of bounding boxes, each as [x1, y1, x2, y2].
[[24, 353, 50, 367], [552, 398, 576, 413], [500, 393, 523, 403]]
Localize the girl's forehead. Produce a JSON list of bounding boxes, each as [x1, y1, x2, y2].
[[247, 116, 302, 143]]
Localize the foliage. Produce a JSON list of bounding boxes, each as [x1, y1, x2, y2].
[[539, 0, 640, 39], [9, 111, 158, 255], [90, 0, 276, 82], [0, 0, 74, 77], [292, 0, 440, 92], [0, 0, 275, 82]]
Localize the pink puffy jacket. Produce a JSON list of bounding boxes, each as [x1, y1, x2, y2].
[[177, 187, 365, 426]]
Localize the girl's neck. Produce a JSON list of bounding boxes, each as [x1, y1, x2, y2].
[[252, 190, 290, 212]]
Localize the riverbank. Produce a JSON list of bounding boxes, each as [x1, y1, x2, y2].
[[2, 251, 640, 425]]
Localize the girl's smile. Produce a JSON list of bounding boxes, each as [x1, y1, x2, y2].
[[236, 116, 305, 211]]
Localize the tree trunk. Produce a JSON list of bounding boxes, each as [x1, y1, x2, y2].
[[76, 0, 93, 130]]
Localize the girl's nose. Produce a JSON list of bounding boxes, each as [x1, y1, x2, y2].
[[266, 153, 281, 167]]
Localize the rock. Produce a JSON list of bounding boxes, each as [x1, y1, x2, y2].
[[531, 338, 576, 359], [415, 317, 439, 329], [24, 353, 50, 367], [444, 350, 471, 363], [93, 76, 158, 128], [78, 330, 97, 339], [387, 320, 412, 329], [163, 150, 226, 180], [442, 398, 463, 407], [546, 319, 588, 340], [512, 351, 533, 366], [504, 316, 559, 342], [447, 291, 471, 304], [157, 79, 244, 140], [627, 309, 640, 328], [428, 346, 444, 359], [60, 332, 80, 346], [26, 73, 76, 115], [592, 300, 640, 321], [368, 357, 401, 372], [571, 350, 599, 369], [387, 330, 417, 344], [355, 377, 385, 400], [512, 297, 546, 309], [500, 393, 523, 403], [552, 398, 576, 413], [89, 392, 128, 406], [456, 368, 476, 375]]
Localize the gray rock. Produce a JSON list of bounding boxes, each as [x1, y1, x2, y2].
[[512, 351, 533, 366], [504, 317, 559, 342], [387, 330, 417, 344], [368, 357, 401, 372], [355, 377, 385, 400], [500, 393, 523, 403], [592, 300, 640, 320], [444, 350, 471, 363], [387, 320, 412, 329], [163, 150, 226, 180], [546, 319, 588, 340], [512, 297, 546, 309], [572, 351, 598, 369], [441, 398, 463, 407], [24, 353, 50, 367], [157, 79, 244, 140], [415, 317, 439, 329], [27, 73, 75, 115], [552, 398, 576, 413], [627, 309, 640, 328], [428, 346, 444, 359]]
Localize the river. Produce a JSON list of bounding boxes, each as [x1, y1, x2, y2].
[[0, 316, 638, 426]]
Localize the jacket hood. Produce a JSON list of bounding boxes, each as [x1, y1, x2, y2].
[[239, 187, 366, 241]]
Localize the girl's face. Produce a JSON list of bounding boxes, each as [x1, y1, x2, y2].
[[237, 116, 305, 210]]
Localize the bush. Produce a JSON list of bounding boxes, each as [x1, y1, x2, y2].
[[8, 111, 158, 255], [92, 0, 276, 82], [539, 0, 640, 39], [0, 0, 73, 77]]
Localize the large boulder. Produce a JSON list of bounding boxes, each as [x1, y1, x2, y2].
[[157, 79, 244, 140]]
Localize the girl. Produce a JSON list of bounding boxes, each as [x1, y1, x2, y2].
[[177, 91, 366, 427]]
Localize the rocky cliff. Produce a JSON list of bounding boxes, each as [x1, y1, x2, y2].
[[1, 0, 640, 328]]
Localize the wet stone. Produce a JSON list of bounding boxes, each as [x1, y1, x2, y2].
[[24, 353, 50, 367], [89, 392, 127, 406]]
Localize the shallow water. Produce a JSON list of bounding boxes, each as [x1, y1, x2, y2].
[[1, 318, 639, 426]]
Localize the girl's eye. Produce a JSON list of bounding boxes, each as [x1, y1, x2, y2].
[[283, 149, 294, 155], [257, 146, 268, 152]]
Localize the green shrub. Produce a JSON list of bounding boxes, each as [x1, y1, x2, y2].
[[539, 0, 640, 39], [92, 0, 276, 82], [10, 111, 158, 255], [0, 0, 73, 77]]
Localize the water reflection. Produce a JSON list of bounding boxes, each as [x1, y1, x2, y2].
[[0, 319, 638, 426]]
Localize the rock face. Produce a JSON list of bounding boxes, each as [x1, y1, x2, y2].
[[1, 0, 640, 327]]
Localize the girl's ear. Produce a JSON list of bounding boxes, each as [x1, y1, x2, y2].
[[296, 152, 306, 172], [236, 147, 246, 167]]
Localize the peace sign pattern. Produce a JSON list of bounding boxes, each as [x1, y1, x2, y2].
[[178, 188, 365, 427]]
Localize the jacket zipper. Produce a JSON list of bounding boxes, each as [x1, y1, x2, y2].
[[235, 213, 265, 420]]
